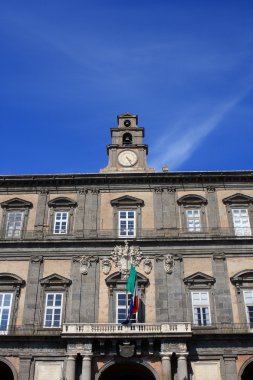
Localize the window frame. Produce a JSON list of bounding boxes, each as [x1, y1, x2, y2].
[[111, 195, 144, 239], [105, 271, 148, 323], [0, 273, 25, 333], [184, 272, 216, 327], [191, 291, 211, 326], [48, 197, 77, 236], [231, 270, 253, 328], [222, 193, 253, 237], [1, 198, 33, 239], [243, 290, 253, 328], [40, 273, 71, 329], [177, 194, 208, 234], [116, 292, 137, 323], [43, 292, 63, 328], [0, 292, 13, 332], [118, 210, 136, 238]]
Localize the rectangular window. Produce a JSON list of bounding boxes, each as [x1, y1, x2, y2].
[[5, 211, 24, 238], [232, 209, 251, 236], [44, 293, 63, 328], [118, 211, 136, 237], [243, 290, 253, 328], [116, 292, 137, 323], [191, 291, 211, 326], [0, 293, 13, 332], [53, 212, 69, 234], [186, 209, 201, 232]]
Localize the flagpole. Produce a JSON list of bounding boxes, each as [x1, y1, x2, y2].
[[126, 240, 129, 322]]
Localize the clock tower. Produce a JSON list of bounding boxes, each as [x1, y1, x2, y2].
[[100, 113, 155, 173]]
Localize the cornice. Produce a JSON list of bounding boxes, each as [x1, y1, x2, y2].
[[0, 170, 252, 190]]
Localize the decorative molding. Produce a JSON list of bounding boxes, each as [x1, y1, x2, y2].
[[183, 272, 215, 288], [1, 198, 33, 209], [111, 195, 144, 207], [73, 256, 99, 275], [230, 270, 253, 293], [213, 252, 226, 261], [40, 273, 72, 288], [177, 194, 208, 206], [110, 240, 142, 279], [153, 187, 163, 193], [222, 193, 253, 205], [143, 258, 152, 275], [102, 259, 112, 275], [48, 197, 77, 208], [119, 341, 135, 358], [30, 255, 43, 264], [206, 186, 216, 192], [164, 255, 175, 274]]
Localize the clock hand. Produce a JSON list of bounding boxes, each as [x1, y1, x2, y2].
[[126, 156, 132, 164]]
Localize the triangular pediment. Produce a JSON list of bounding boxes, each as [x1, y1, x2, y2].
[[48, 197, 77, 208], [177, 194, 207, 206], [111, 195, 144, 207], [40, 273, 71, 287], [1, 198, 33, 209], [222, 193, 253, 205], [106, 271, 148, 287], [183, 272, 215, 287], [0, 273, 25, 286], [118, 113, 137, 118]]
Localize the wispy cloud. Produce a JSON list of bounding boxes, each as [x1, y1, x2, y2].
[[149, 87, 252, 171]]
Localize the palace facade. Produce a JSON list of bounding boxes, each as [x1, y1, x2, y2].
[[0, 113, 253, 380]]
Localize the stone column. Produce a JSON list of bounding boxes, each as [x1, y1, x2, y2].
[[18, 356, 32, 380], [223, 355, 237, 380], [177, 353, 188, 380], [65, 356, 76, 380], [81, 355, 92, 380], [161, 353, 172, 380]]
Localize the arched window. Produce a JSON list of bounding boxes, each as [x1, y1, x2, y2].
[[122, 133, 132, 146]]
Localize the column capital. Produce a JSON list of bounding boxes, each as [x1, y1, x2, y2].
[[176, 352, 189, 358], [160, 351, 173, 359]]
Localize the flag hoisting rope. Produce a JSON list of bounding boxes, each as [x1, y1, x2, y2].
[[122, 264, 139, 324]]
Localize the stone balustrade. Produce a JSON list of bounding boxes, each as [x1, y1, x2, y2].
[[62, 322, 192, 336]]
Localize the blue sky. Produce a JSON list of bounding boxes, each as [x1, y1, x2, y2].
[[0, 1, 253, 174]]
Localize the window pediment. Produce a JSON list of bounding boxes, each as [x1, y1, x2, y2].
[[222, 193, 253, 205], [40, 273, 72, 288], [0, 273, 25, 287], [111, 195, 144, 207], [231, 270, 253, 289], [177, 194, 207, 206], [48, 197, 77, 208], [106, 271, 149, 288], [1, 198, 33, 209], [184, 272, 215, 287]]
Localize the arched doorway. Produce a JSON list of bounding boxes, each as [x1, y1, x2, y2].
[[0, 360, 14, 380], [98, 362, 156, 380], [241, 361, 253, 380]]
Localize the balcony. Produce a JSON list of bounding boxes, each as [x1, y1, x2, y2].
[[0, 227, 252, 241], [62, 322, 192, 338]]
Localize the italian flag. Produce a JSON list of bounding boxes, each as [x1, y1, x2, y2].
[[126, 264, 139, 321]]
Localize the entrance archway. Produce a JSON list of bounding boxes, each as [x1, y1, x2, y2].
[[0, 360, 14, 380], [241, 361, 253, 380], [98, 362, 157, 380]]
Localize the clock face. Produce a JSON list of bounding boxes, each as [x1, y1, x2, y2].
[[118, 151, 138, 167]]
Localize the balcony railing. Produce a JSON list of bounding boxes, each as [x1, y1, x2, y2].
[[0, 227, 252, 241], [62, 322, 192, 336], [1, 323, 253, 336]]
